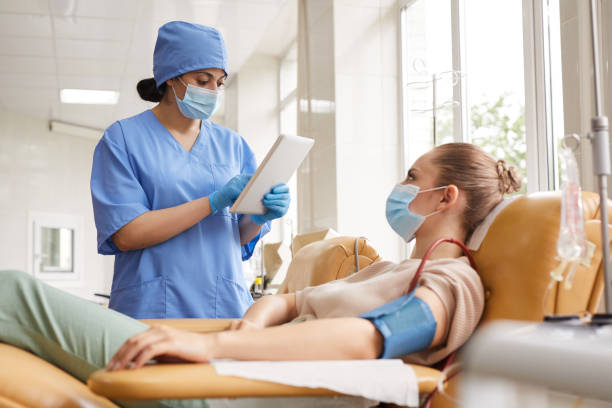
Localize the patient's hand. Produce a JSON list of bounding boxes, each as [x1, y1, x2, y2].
[[226, 318, 262, 331], [106, 325, 215, 371]]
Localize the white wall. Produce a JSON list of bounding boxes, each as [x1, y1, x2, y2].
[[233, 53, 281, 160], [297, 0, 404, 262], [297, 0, 339, 234], [224, 52, 284, 245], [0, 108, 112, 300], [334, 1, 404, 262]]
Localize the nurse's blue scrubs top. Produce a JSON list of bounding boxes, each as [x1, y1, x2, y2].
[[91, 110, 269, 319]]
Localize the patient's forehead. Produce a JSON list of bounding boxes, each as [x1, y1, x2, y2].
[[411, 152, 438, 177]]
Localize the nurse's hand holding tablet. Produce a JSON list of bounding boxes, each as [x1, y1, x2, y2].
[[250, 184, 291, 224], [208, 175, 252, 214], [91, 21, 289, 320], [210, 176, 290, 222]]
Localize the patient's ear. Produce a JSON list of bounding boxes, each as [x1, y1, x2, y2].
[[439, 185, 460, 209]]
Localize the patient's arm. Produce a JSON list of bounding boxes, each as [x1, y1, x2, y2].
[[107, 287, 448, 371], [227, 293, 298, 330], [414, 286, 448, 348], [107, 317, 383, 371]]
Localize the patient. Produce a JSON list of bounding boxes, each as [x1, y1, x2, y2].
[[0, 143, 519, 404]]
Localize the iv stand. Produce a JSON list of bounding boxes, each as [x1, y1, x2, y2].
[[587, 0, 611, 313], [557, 0, 611, 321]]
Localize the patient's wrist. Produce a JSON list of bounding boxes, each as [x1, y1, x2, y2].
[[205, 332, 223, 360]]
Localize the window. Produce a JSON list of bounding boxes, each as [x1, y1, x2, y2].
[[401, 0, 457, 165], [28, 212, 83, 283], [39, 227, 74, 273], [400, 0, 564, 193], [464, 0, 527, 192]]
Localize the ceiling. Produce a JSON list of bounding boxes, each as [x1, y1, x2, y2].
[[0, 0, 294, 129]]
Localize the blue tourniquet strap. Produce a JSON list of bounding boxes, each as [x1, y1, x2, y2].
[[360, 289, 437, 359]]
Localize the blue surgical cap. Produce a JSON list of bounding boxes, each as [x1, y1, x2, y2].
[[153, 21, 228, 88]]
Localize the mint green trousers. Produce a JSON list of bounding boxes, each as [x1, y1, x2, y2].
[[0, 270, 208, 408]]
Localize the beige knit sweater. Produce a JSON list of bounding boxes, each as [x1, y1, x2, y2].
[[294, 257, 485, 365]]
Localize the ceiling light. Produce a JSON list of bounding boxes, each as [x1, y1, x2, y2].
[[60, 89, 120, 105]]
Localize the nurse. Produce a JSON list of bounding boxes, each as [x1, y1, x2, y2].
[[91, 21, 289, 319]]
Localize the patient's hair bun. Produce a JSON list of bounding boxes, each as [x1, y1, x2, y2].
[[496, 160, 521, 194]]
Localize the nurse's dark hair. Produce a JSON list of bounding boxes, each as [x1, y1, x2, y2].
[[431, 143, 521, 238], [137, 78, 166, 102]]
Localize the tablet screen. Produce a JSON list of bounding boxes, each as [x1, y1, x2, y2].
[[230, 135, 314, 214]]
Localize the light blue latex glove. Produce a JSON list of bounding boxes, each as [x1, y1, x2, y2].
[[250, 184, 291, 225], [209, 174, 252, 214]]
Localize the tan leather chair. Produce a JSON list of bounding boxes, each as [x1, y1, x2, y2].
[[277, 236, 381, 293], [1, 192, 610, 407], [429, 191, 610, 408], [86, 237, 446, 402], [86, 192, 611, 407], [0, 344, 118, 408]]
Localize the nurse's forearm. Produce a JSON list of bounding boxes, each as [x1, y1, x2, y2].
[[238, 216, 263, 246], [112, 196, 213, 251], [213, 318, 383, 360]]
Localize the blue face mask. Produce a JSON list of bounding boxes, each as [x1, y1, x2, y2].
[[171, 77, 223, 120], [385, 184, 446, 242]]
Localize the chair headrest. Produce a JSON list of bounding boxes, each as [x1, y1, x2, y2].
[[466, 196, 521, 251]]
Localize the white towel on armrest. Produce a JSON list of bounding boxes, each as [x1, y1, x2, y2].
[[212, 359, 418, 407]]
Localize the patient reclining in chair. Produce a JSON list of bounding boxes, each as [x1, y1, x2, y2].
[[0, 143, 520, 407]]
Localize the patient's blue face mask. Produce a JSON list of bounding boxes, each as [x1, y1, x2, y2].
[[385, 184, 447, 242], [171, 77, 223, 120]]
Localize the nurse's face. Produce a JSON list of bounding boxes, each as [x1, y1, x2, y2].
[[171, 68, 226, 99]]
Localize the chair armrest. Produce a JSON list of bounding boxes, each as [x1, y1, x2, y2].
[[0, 343, 118, 408], [87, 363, 441, 400], [139, 319, 235, 333]]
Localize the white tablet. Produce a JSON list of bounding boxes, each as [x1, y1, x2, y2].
[[230, 135, 314, 214]]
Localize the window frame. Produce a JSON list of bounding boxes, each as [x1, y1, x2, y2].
[[27, 211, 83, 284], [399, 0, 564, 193]]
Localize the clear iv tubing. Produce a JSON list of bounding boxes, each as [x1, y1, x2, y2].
[[556, 145, 587, 264], [421, 355, 461, 408], [408, 238, 476, 294], [543, 143, 587, 314]]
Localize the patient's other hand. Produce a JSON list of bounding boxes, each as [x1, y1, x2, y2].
[[226, 319, 262, 331], [106, 325, 214, 371]]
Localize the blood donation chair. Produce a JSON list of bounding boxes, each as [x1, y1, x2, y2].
[[0, 192, 610, 408]]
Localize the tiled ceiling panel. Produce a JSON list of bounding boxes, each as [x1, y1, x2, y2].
[[0, 13, 53, 37], [0, 73, 58, 89], [0, 88, 59, 117], [58, 75, 122, 91], [59, 103, 117, 128], [0, 56, 56, 74], [0, 0, 49, 14], [0, 0, 293, 130], [0, 37, 54, 57], [51, 0, 140, 19], [55, 39, 129, 60], [53, 17, 134, 41], [56, 58, 125, 76]]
